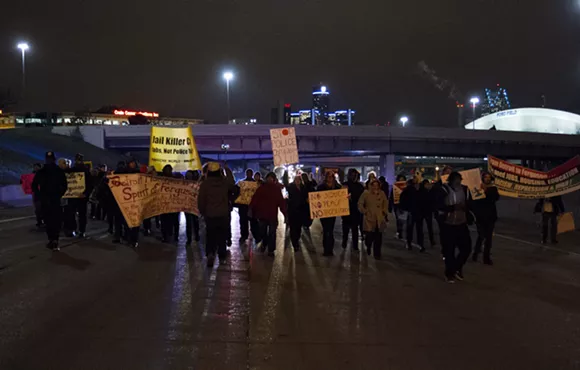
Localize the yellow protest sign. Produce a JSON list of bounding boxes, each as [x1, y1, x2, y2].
[[557, 212, 576, 234], [0, 116, 15, 129], [270, 127, 299, 167], [108, 174, 199, 228], [149, 126, 201, 172], [235, 181, 258, 205], [63, 172, 86, 198], [309, 188, 350, 219]]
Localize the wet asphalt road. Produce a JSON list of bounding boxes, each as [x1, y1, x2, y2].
[[1, 209, 580, 369]]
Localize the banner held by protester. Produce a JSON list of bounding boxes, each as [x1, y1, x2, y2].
[[108, 173, 198, 228], [270, 127, 299, 167], [488, 155, 580, 199], [149, 126, 202, 172], [309, 189, 350, 219], [235, 181, 258, 205], [63, 172, 86, 198]]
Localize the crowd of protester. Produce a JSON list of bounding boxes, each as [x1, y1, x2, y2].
[[28, 150, 566, 282]]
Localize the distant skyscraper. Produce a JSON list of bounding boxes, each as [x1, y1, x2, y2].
[[481, 85, 511, 116], [312, 84, 330, 125]]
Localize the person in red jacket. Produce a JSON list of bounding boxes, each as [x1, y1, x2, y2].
[[249, 172, 287, 256]]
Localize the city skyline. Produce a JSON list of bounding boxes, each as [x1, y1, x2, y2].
[[1, 1, 579, 126]]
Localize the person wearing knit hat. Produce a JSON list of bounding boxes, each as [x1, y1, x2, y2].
[[198, 162, 235, 267]]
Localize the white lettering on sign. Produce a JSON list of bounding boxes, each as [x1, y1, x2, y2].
[[270, 127, 299, 167]]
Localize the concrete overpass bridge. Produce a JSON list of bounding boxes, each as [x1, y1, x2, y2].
[[52, 124, 580, 182]]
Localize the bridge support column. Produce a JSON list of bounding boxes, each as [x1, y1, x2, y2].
[[379, 154, 396, 186]]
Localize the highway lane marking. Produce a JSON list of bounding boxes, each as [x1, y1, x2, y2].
[[0, 216, 34, 225], [493, 232, 580, 257]]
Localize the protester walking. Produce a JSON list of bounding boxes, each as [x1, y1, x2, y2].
[[235, 169, 256, 243], [400, 179, 426, 252], [471, 172, 500, 264], [160, 165, 177, 243], [198, 162, 235, 266], [31, 151, 68, 251], [142, 166, 159, 236], [437, 172, 473, 283], [388, 174, 407, 239], [67, 154, 92, 238], [113, 159, 140, 248], [365, 171, 377, 190], [184, 170, 201, 245], [29, 163, 44, 228], [419, 179, 437, 247], [283, 171, 308, 251], [534, 196, 565, 245], [358, 179, 388, 259], [249, 172, 287, 256], [317, 171, 342, 256], [342, 169, 365, 251], [301, 172, 315, 230]]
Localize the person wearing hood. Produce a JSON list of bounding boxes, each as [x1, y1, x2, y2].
[[250, 172, 287, 256], [342, 169, 365, 251], [198, 162, 235, 266], [31, 151, 68, 251], [317, 171, 342, 256], [283, 170, 308, 252]]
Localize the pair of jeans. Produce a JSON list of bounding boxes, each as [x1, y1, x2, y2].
[[474, 220, 495, 261], [341, 214, 360, 249], [406, 214, 424, 248], [542, 213, 558, 243], [205, 216, 229, 259], [42, 198, 62, 242], [320, 217, 337, 255], [365, 227, 383, 257], [68, 198, 88, 233], [441, 223, 472, 278], [259, 219, 279, 253], [185, 213, 200, 243]]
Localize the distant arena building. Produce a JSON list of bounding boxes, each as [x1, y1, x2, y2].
[[465, 108, 580, 135]]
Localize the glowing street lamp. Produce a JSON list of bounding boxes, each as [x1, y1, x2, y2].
[[400, 116, 409, 127], [470, 97, 480, 129], [17, 42, 29, 99], [223, 71, 234, 124]]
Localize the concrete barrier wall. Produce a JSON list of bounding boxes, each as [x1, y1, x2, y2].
[[0, 185, 32, 208]]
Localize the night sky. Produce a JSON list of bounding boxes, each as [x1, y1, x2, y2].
[[1, 1, 579, 126]]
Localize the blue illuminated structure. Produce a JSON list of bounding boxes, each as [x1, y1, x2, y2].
[[481, 85, 512, 117]]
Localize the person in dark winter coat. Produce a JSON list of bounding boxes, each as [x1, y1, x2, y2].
[[341, 169, 365, 251], [301, 172, 316, 229], [31, 151, 68, 250], [317, 171, 342, 256], [250, 172, 287, 255], [283, 171, 308, 251], [112, 159, 140, 248], [400, 179, 426, 252], [437, 172, 473, 283], [470, 172, 500, 265], [419, 179, 437, 247], [534, 196, 565, 245], [66, 153, 93, 238], [198, 162, 235, 266], [160, 165, 178, 243]]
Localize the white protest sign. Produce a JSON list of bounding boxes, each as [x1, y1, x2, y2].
[[270, 127, 299, 168], [308, 189, 350, 219]]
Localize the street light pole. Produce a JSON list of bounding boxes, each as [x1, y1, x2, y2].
[[223, 71, 234, 124], [470, 97, 480, 130], [17, 43, 29, 102]]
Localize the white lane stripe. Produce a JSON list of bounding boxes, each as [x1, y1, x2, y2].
[[0, 216, 33, 224], [493, 232, 580, 257]]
